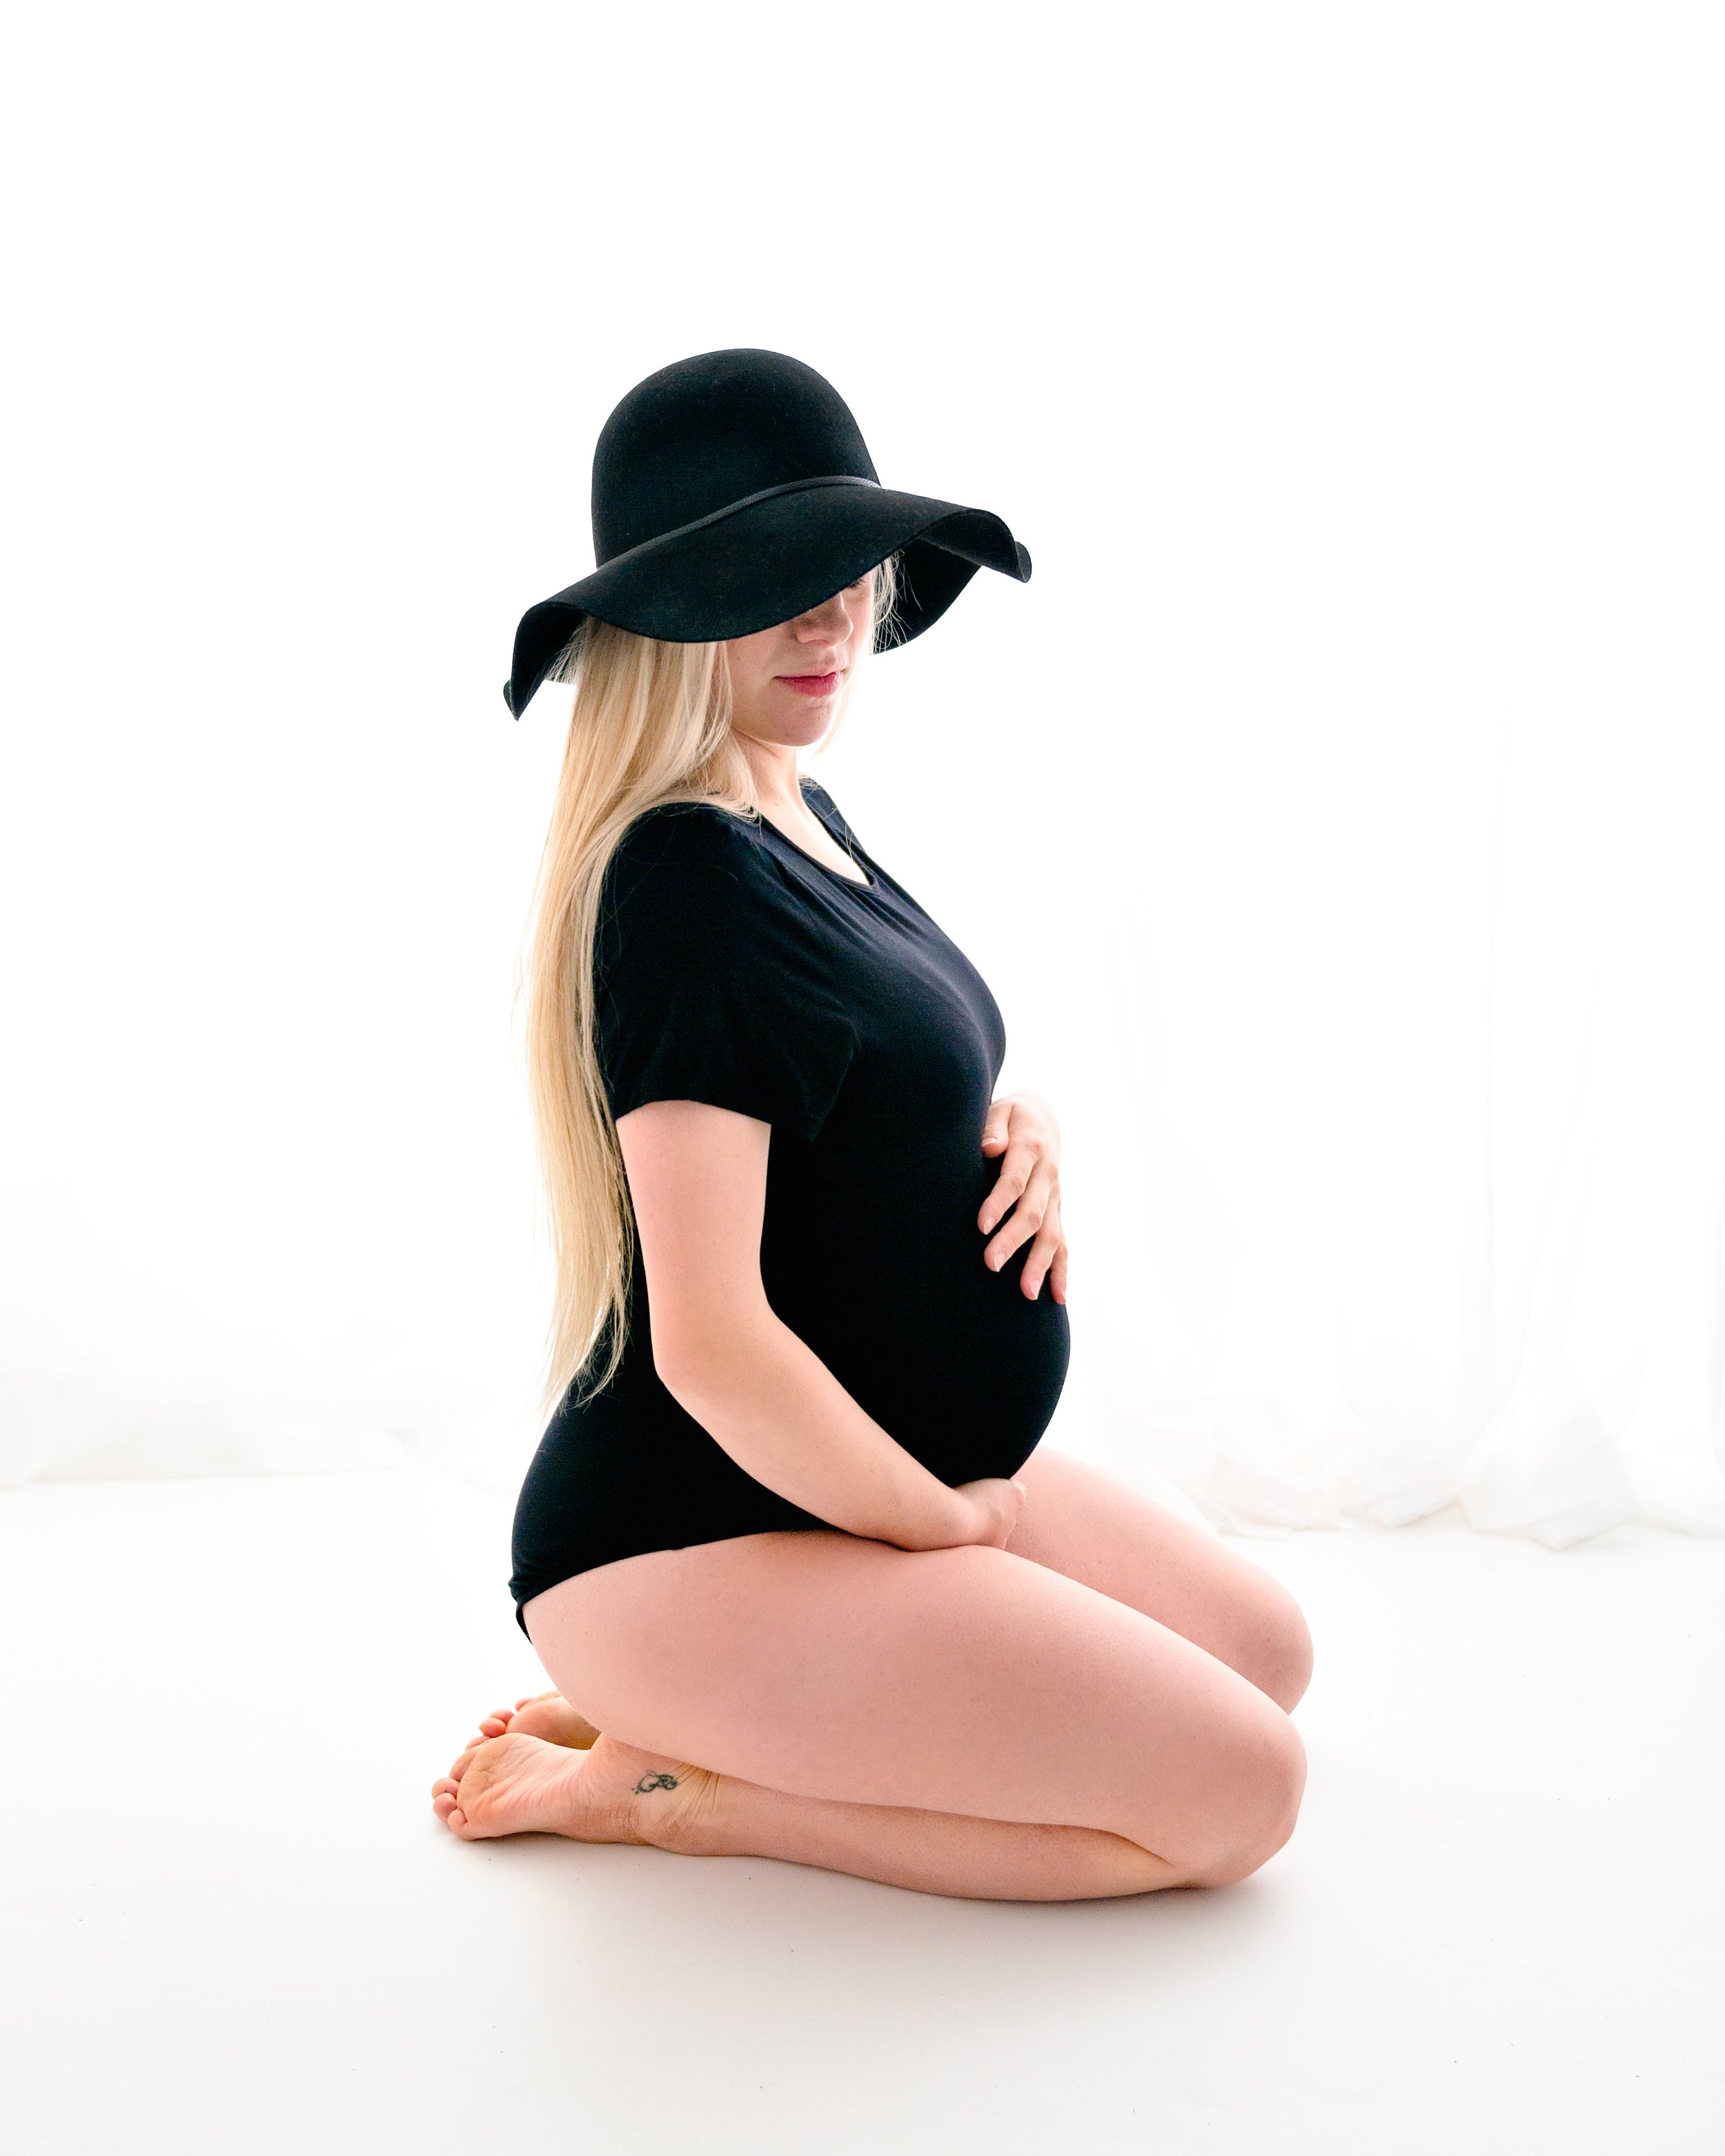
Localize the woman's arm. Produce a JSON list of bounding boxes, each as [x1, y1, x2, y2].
[[615, 1098, 1023, 1552]]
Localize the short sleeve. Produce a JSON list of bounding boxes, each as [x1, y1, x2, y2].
[[593, 806, 859, 1143]]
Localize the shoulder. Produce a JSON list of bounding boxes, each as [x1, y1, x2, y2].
[[612, 797, 761, 867], [602, 800, 765, 912], [597, 802, 795, 989]]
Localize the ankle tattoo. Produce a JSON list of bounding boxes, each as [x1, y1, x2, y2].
[[633, 1771, 680, 1794]]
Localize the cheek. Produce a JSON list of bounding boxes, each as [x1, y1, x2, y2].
[[724, 631, 778, 706]]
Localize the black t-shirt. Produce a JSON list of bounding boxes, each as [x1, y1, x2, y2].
[[509, 778, 1070, 1615]]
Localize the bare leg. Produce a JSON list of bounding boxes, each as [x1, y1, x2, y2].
[[433, 1530, 1307, 1902], [433, 1725, 1201, 1901], [469, 1443, 1312, 1757], [1005, 1446, 1315, 1713], [664, 1761, 1207, 1899]]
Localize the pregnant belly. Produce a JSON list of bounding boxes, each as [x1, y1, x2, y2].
[[768, 1238, 1072, 1487]]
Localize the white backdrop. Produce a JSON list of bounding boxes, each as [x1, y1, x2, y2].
[[3, 2, 1721, 1547]]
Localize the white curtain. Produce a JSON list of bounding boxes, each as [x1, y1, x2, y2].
[[3, 2, 1719, 1550], [1039, 664, 1725, 1550]]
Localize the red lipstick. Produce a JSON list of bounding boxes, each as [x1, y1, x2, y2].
[[780, 671, 840, 697]]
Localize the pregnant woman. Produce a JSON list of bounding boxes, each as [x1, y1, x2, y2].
[[431, 350, 1314, 1900]]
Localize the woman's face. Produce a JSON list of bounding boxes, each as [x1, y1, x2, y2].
[[722, 571, 876, 750]]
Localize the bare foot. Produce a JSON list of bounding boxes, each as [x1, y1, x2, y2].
[[431, 1729, 722, 1852], [473, 1691, 601, 1749]]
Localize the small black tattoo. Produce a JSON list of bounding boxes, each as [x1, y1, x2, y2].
[[632, 1772, 679, 1794]]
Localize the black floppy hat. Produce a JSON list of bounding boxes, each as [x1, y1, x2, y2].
[[502, 348, 1032, 718]]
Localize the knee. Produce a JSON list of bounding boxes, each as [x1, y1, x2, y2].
[[1239, 1583, 1314, 1716], [1186, 1719, 1308, 1889]]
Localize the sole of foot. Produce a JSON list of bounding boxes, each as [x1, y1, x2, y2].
[[473, 1691, 602, 1749], [431, 1729, 721, 1852]]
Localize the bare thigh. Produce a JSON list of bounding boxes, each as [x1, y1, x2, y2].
[[523, 1530, 1305, 1879], [1005, 1445, 1314, 1712]]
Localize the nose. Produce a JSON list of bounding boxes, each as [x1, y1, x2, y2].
[[793, 587, 858, 642]]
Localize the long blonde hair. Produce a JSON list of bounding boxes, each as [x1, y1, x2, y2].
[[521, 558, 898, 1416]]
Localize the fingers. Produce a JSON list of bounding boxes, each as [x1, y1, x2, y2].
[[976, 1096, 1070, 1294], [978, 1138, 1042, 1236], [983, 1155, 1058, 1268], [978, 1129, 1043, 1233], [1018, 1197, 1068, 1301]]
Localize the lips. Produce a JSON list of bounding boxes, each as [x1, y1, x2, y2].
[[779, 671, 840, 696]]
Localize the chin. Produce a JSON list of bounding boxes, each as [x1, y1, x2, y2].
[[754, 709, 835, 749]]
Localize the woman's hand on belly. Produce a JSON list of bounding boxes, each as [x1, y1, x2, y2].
[[978, 1090, 1069, 1303]]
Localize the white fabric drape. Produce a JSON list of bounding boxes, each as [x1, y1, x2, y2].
[[1044, 693, 1725, 1550]]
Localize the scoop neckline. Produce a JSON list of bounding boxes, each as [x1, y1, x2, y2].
[[759, 793, 876, 891]]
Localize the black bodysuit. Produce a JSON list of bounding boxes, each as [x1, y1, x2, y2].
[[509, 779, 1070, 1624]]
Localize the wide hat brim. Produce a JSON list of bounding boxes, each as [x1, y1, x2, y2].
[[502, 475, 1030, 718]]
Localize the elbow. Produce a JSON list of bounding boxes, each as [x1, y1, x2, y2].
[[649, 1305, 767, 1407], [649, 1331, 704, 1404]]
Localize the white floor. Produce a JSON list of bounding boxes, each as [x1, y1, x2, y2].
[[2, 1464, 1720, 2154]]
